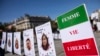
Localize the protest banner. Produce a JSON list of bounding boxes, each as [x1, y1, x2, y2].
[[35, 22, 56, 56], [57, 4, 99, 56], [0, 32, 6, 49], [7, 33, 12, 52], [14, 32, 21, 55], [23, 29, 35, 56]]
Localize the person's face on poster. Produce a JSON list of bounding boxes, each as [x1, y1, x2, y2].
[[2, 40, 4, 44], [42, 33, 49, 50], [26, 38, 31, 51], [15, 39, 19, 49], [2, 37, 5, 44], [8, 39, 11, 47]]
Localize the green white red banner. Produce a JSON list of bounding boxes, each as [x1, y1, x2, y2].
[[57, 4, 99, 56]]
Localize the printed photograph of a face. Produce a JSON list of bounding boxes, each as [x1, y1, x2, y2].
[[8, 39, 11, 47], [2, 40, 5, 44], [15, 39, 19, 49], [26, 38, 31, 51], [41, 33, 49, 51]]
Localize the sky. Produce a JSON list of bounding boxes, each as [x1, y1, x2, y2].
[[0, 0, 100, 23]]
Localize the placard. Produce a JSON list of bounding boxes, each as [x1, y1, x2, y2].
[[7, 33, 12, 52], [14, 32, 21, 55], [35, 22, 56, 56], [57, 4, 99, 56], [97, 22, 100, 31], [1, 32, 6, 49], [23, 29, 35, 56]]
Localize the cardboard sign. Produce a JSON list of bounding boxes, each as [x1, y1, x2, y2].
[[23, 29, 35, 56], [7, 33, 12, 52], [35, 22, 56, 56], [57, 4, 99, 56], [1, 32, 6, 49], [14, 32, 21, 55]]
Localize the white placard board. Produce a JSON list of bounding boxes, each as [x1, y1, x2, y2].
[[23, 29, 35, 56], [35, 22, 56, 56], [7, 33, 12, 52], [14, 32, 21, 55], [0, 32, 6, 49], [97, 22, 100, 31]]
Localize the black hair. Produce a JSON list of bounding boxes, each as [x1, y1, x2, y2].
[[26, 38, 30, 41]]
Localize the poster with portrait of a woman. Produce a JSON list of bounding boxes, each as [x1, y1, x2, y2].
[[14, 32, 21, 55], [7, 32, 12, 52], [35, 22, 56, 56], [0, 32, 6, 49], [23, 29, 35, 56]]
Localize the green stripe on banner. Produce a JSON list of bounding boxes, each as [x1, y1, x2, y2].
[[57, 4, 88, 29]]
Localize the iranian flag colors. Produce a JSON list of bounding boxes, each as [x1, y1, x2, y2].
[[57, 4, 99, 56]]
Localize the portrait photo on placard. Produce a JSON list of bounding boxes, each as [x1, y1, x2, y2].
[[2, 40, 5, 44], [15, 39, 19, 49], [26, 38, 31, 51], [41, 33, 49, 51], [8, 39, 11, 47]]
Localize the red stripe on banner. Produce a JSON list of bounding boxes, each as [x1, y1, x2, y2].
[[63, 38, 98, 56]]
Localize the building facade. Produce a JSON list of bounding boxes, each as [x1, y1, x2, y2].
[[10, 14, 51, 31], [91, 9, 100, 21]]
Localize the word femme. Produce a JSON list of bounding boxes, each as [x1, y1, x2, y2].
[[62, 12, 80, 23]]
